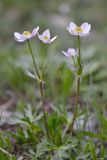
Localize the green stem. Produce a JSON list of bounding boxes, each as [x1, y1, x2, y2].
[[70, 76, 80, 133], [78, 35, 81, 65], [27, 40, 40, 79], [70, 35, 81, 134], [72, 56, 77, 67], [77, 35, 82, 72], [27, 40, 50, 139], [39, 81, 50, 139]]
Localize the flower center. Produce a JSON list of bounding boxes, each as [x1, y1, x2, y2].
[[23, 31, 31, 38], [75, 27, 83, 33], [44, 36, 49, 40]]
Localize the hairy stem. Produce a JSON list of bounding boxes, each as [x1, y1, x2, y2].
[[27, 40, 50, 139]]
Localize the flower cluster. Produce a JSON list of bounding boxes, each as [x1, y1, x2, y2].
[[62, 22, 91, 58], [14, 27, 57, 44], [14, 22, 91, 75], [62, 22, 91, 75], [13, 21, 91, 140]]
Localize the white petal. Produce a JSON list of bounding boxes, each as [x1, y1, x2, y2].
[[42, 29, 50, 39], [17, 36, 26, 42], [62, 50, 70, 57], [68, 48, 75, 56], [62, 50, 72, 57], [49, 36, 57, 43], [62, 48, 76, 57], [14, 32, 26, 42], [69, 22, 77, 30], [31, 26, 39, 37], [63, 48, 78, 57], [68, 48, 78, 56], [67, 22, 78, 35], [67, 26, 73, 35], [14, 32, 22, 39], [38, 34, 49, 43], [81, 23, 91, 34], [79, 32, 90, 37]]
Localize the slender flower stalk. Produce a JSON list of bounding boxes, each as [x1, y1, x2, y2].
[[39, 80, 50, 139], [77, 35, 82, 73], [66, 22, 91, 133], [14, 27, 57, 140], [27, 40, 50, 139], [70, 35, 81, 133], [27, 40, 40, 79], [70, 76, 80, 133]]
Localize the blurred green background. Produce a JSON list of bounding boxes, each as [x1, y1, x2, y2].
[[0, 0, 107, 106]]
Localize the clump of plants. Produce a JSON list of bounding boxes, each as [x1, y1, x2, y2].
[[0, 21, 106, 160]]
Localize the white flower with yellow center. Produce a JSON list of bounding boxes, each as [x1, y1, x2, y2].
[[67, 22, 91, 37], [38, 29, 57, 44], [14, 26, 39, 42]]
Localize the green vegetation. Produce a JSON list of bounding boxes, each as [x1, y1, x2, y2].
[[0, 0, 107, 159]]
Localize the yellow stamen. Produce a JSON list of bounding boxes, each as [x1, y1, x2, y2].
[[75, 27, 83, 33], [23, 31, 31, 37], [44, 36, 49, 40]]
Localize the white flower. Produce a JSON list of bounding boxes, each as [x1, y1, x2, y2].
[[14, 26, 39, 42], [38, 29, 57, 44], [62, 48, 78, 57], [67, 22, 91, 37]]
